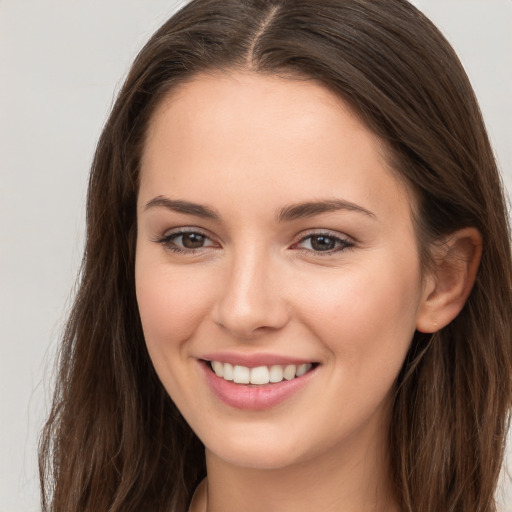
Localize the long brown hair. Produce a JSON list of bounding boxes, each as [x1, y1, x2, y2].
[[39, 1, 512, 510]]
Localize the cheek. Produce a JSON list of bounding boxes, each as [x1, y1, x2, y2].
[[297, 256, 421, 369], [290, 260, 421, 441], [135, 259, 214, 351]]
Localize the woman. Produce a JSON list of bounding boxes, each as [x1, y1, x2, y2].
[[39, 0, 512, 510]]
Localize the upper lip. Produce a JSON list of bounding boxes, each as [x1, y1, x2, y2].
[[199, 351, 317, 368]]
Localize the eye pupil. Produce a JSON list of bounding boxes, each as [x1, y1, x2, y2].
[[311, 235, 336, 251], [182, 233, 205, 249]]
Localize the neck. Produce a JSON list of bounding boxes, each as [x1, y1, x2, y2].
[[200, 422, 399, 512]]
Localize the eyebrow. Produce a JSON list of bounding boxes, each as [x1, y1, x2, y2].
[[144, 196, 375, 222], [144, 196, 220, 220], [277, 199, 375, 222]]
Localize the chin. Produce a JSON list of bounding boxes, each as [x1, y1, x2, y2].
[[205, 431, 307, 470], [208, 444, 303, 471]]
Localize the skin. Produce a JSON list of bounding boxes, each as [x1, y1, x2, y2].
[[135, 72, 481, 512]]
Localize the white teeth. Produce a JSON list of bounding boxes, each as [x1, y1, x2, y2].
[[223, 362, 234, 381], [269, 365, 284, 383], [250, 366, 270, 385], [283, 365, 297, 381], [210, 361, 314, 385], [296, 363, 312, 377], [233, 365, 250, 384], [212, 360, 223, 377]]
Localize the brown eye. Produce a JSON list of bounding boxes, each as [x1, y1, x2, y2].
[[181, 232, 206, 249], [309, 235, 336, 251], [157, 230, 218, 253], [294, 232, 354, 254]]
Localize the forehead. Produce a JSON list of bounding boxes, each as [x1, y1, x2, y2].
[[144, 71, 372, 160], [139, 71, 412, 225]]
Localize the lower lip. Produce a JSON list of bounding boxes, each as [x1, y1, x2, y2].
[[200, 362, 317, 411]]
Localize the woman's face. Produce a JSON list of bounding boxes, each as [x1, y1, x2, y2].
[[136, 72, 431, 470]]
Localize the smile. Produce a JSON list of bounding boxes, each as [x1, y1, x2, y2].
[[201, 359, 319, 411], [209, 361, 314, 385]]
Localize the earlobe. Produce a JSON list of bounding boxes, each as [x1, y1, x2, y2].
[[416, 227, 482, 333]]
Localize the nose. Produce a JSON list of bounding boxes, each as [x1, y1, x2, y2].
[[211, 247, 291, 339]]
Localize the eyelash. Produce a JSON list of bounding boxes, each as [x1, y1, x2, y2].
[[155, 229, 355, 256], [155, 228, 217, 254], [292, 232, 355, 255]]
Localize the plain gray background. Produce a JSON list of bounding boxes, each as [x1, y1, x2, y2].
[[1, 1, 511, 510]]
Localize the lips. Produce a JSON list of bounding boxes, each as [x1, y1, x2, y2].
[[199, 355, 318, 410]]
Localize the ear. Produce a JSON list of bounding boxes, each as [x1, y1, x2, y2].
[[416, 227, 482, 333]]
